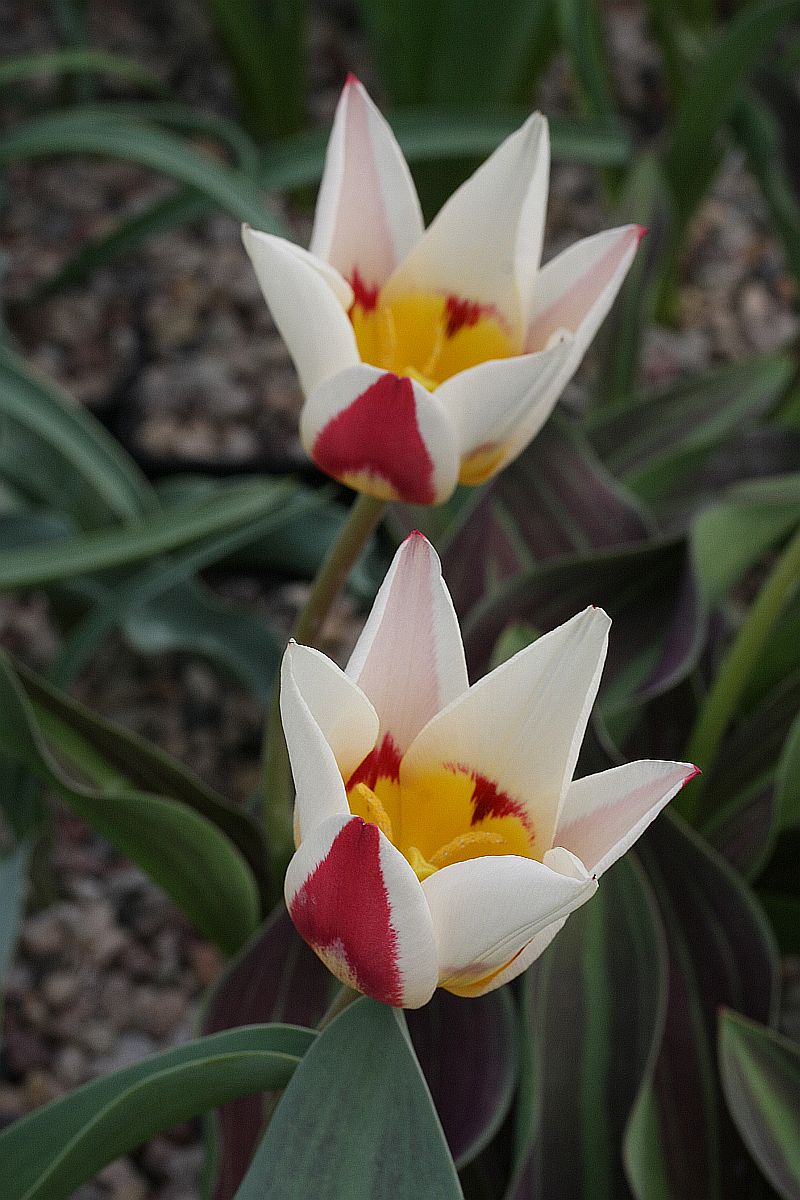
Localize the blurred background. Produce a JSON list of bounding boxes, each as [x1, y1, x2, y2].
[[1, 2, 799, 1198]]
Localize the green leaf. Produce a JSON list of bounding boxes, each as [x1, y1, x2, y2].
[[0, 344, 152, 526], [0, 110, 286, 232], [12, 656, 269, 900], [49, 482, 328, 689], [0, 838, 32, 1023], [202, 0, 304, 139], [691, 475, 800, 604], [719, 1011, 800, 1200], [0, 478, 298, 590], [596, 154, 673, 406], [0, 48, 166, 92], [733, 90, 800, 286], [557, 0, 617, 125], [0, 1024, 314, 1200], [775, 710, 800, 832], [510, 855, 666, 1199], [0, 649, 261, 954], [587, 354, 794, 516], [664, 0, 800, 233], [234, 998, 464, 1199]]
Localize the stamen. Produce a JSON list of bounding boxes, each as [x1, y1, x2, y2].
[[429, 830, 507, 869], [406, 846, 437, 881], [350, 782, 394, 841]]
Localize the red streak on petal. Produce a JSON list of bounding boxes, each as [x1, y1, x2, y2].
[[345, 71, 361, 87], [349, 267, 380, 313], [348, 733, 402, 790], [289, 818, 403, 1005], [447, 763, 533, 834], [312, 373, 437, 505], [444, 294, 489, 338]]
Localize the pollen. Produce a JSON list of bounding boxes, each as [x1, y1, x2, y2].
[[349, 289, 518, 388]]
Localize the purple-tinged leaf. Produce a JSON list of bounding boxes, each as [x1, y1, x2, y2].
[[462, 538, 694, 701], [203, 907, 520, 1192], [627, 812, 780, 1200], [509, 855, 666, 1200], [586, 354, 792, 485], [406, 988, 518, 1169], [719, 1010, 800, 1200], [393, 415, 651, 620]]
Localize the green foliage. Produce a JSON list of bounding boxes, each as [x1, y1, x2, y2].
[[234, 999, 464, 1199], [719, 1012, 800, 1200], [0, 649, 262, 954], [0, 1025, 314, 1200]]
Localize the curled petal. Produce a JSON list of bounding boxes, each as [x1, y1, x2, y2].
[[285, 815, 439, 1008], [310, 76, 424, 290], [422, 850, 596, 995], [242, 227, 359, 394], [556, 759, 698, 877], [281, 643, 379, 842], [403, 607, 610, 853], [301, 365, 460, 504], [384, 113, 550, 338], [346, 533, 468, 753], [526, 224, 643, 354], [435, 336, 573, 484]]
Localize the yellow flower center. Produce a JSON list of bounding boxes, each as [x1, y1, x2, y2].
[[347, 761, 535, 882], [349, 287, 518, 391]]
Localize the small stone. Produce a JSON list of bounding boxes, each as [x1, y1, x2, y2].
[[21, 912, 62, 958], [42, 971, 80, 1010], [21, 1070, 61, 1109], [95, 1032, 157, 1073], [133, 986, 187, 1038], [188, 942, 223, 988], [54, 1044, 89, 1087], [76, 1019, 115, 1057]]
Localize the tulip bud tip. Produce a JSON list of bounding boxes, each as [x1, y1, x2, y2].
[[345, 72, 361, 87], [635, 224, 649, 242]]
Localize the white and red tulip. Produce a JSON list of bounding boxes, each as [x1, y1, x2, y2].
[[243, 77, 644, 505], [282, 534, 697, 1008]]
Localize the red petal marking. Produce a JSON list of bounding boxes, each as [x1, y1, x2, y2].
[[312, 373, 437, 504], [349, 267, 380, 313], [445, 294, 491, 338], [447, 763, 534, 836], [289, 818, 403, 1005], [348, 733, 402, 790]]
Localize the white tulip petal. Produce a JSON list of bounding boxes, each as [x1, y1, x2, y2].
[[280, 643, 378, 841], [422, 852, 596, 993], [242, 227, 359, 394], [285, 814, 438, 1008], [301, 364, 460, 505], [526, 224, 643, 354], [556, 759, 699, 877], [434, 336, 573, 480], [452, 847, 593, 995], [403, 608, 611, 853], [310, 76, 424, 291], [383, 113, 550, 337], [346, 533, 468, 754]]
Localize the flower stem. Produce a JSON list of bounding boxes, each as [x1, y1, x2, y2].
[[261, 494, 387, 900], [680, 522, 800, 824]]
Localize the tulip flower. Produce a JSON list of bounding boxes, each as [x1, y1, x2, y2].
[[282, 533, 697, 1008], [244, 77, 642, 505]]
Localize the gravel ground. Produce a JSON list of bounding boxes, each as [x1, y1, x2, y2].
[[1, 1, 799, 1197]]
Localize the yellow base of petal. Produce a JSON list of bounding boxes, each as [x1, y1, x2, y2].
[[350, 291, 517, 388]]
